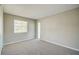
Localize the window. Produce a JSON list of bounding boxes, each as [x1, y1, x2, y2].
[[14, 20, 28, 33], [37, 22, 40, 39]]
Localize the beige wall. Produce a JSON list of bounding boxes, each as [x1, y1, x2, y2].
[[0, 6, 3, 54], [40, 8, 79, 51], [4, 14, 36, 45]]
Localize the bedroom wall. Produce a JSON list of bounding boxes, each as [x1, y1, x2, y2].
[[40, 8, 79, 51], [4, 13, 36, 45], [0, 6, 3, 54]]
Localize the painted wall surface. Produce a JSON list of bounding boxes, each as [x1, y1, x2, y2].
[[0, 6, 3, 54], [4, 14, 36, 45], [40, 8, 79, 51]]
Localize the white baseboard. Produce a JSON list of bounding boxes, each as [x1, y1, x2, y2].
[[40, 40, 79, 52], [0, 47, 2, 55], [4, 38, 35, 46]]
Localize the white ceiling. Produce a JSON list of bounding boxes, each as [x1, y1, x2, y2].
[[2, 4, 79, 19]]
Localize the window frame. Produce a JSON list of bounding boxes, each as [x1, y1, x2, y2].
[[14, 17, 28, 33]]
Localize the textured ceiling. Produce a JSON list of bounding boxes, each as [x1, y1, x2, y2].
[[3, 4, 79, 19]]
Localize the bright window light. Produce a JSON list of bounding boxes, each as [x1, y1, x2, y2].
[[38, 22, 40, 39], [14, 20, 28, 33]]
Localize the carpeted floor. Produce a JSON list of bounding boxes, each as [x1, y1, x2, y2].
[[1, 39, 79, 55]]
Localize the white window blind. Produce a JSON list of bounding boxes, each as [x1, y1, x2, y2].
[[14, 20, 28, 33]]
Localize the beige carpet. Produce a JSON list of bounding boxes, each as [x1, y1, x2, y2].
[[1, 39, 79, 55]]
